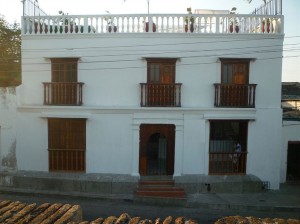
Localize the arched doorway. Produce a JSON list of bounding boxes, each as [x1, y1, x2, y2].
[[139, 124, 175, 176]]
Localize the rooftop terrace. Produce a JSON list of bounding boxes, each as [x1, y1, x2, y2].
[[22, 13, 283, 36]]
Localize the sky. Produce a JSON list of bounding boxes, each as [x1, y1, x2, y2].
[[0, 0, 299, 82]]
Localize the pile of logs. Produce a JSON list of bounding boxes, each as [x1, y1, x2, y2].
[[1, 200, 299, 224], [0, 200, 81, 223]]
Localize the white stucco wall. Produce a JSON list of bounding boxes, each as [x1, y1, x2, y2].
[[20, 35, 283, 109], [281, 120, 300, 183], [0, 87, 17, 171], [247, 108, 283, 189], [17, 32, 284, 189]]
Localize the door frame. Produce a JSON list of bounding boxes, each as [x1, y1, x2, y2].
[[139, 124, 175, 176]]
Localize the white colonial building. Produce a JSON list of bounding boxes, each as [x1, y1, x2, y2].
[[1, 1, 286, 196]]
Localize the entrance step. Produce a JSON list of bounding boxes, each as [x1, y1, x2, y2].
[[134, 176, 186, 205]]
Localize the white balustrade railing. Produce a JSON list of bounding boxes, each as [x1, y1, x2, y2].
[[22, 14, 283, 35]]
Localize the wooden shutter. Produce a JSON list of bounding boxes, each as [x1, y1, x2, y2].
[[48, 118, 86, 172]]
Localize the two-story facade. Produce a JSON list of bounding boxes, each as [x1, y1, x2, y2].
[[12, 8, 284, 194]]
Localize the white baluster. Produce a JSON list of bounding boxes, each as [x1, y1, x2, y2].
[[215, 16, 219, 34]]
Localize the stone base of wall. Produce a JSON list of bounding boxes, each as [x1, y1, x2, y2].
[[0, 171, 139, 197], [0, 171, 263, 197], [174, 174, 263, 193]]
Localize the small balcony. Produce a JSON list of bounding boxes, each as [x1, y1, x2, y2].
[[140, 83, 182, 107], [214, 83, 257, 108], [43, 82, 84, 106]]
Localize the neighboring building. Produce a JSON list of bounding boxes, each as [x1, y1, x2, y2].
[[0, 1, 285, 194], [282, 82, 300, 112], [281, 82, 300, 183], [0, 87, 18, 171]]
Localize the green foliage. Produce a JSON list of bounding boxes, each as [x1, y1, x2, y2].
[[0, 15, 21, 87]]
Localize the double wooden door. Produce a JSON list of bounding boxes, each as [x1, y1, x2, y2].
[[139, 124, 175, 176]]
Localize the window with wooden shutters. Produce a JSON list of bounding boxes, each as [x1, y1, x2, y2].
[[140, 58, 182, 107], [43, 58, 84, 105], [147, 59, 176, 84], [48, 118, 86, 172], [51, 58, 78, 82], [214, 59, 257, 108]]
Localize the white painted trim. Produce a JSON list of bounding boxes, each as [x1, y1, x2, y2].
[[40, 112, 91, 119]]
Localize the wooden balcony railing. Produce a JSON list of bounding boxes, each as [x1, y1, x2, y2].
[[214, 84, 257, 108], [209, 152, 247, 175], [48, 149, 85, 172], [140, 83, 182, 107], [43, 82, 84, 106]]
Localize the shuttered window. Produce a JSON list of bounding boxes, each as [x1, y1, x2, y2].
[[48, 118, 86, 172], [51, 58, 78, 82], [221, 60, 249, 84]]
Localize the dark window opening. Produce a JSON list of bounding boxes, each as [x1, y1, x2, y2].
[[209, 120, 248, 175]]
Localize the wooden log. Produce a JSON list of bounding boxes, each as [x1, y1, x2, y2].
[[128, 217, 141, 224], [115, 213, 131, 224], [39, 204, 72, 224], [16, 203, 51, 224], [103, 216, 117, 224], [55, 205, 82, 224], [90, 217, 104, 224], [3, 203, 36, 223], [0, 202, 26, 222], [0, 201, 12, 209], [29, 203, 63, 224], [0, 201, 21, 215]]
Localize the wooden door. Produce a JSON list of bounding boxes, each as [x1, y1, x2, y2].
[[160, 63, 174, 84], [221, 60, 249, 107], [147, 59, 176, 84], [233, 63, 248, 84], [139, 124, 175, 176]]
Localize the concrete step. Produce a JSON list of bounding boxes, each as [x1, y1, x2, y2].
[[139, 180, 175, 186], [135, 176, 186, 200], [135, 189, 186, 198]]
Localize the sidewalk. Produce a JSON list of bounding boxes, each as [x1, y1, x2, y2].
[[186, 183, 300, 212], [0, 183, 299, 213]]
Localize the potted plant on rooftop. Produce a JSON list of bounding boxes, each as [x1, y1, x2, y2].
[[104, 11, 117, 33], [145, 20, 156, 32], [185, 7, 194, 32], [229, 7, 239, 33], [244, 0, 272, 33], [262, 17, 271, 33], [59, 11, 73, 33]]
